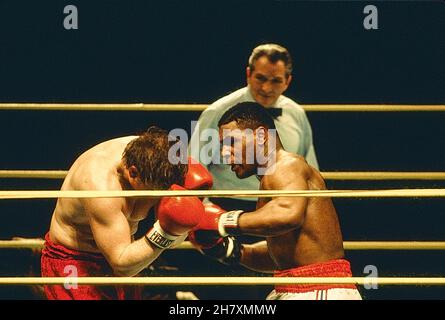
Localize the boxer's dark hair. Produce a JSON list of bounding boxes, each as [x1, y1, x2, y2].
[[248, 43, 292, 78], [122, 126, 187, 189], [218, 102, 276, 130]]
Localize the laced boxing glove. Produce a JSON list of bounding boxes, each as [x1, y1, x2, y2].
[[146, 184, 204, 249]]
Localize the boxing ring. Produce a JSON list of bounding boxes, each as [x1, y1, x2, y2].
[[1, 103, 445, 296]]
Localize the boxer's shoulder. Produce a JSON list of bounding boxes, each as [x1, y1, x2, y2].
[[262, 154, 309, 189]]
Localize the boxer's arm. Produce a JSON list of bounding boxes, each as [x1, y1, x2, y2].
[[240, 241, 276, 273], [86, 198, 163, 277], [234, 161, 309, 237]]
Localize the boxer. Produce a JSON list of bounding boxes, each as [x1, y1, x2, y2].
[[41, 126, 205, 300], [190, 103, 362, 300]]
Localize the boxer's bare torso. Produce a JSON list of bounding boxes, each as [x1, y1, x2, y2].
[[256, 150, 344, 270], [49, 136, 158, 253]]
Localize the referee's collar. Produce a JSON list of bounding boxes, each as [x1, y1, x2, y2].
[[245, 86, 283, 118]]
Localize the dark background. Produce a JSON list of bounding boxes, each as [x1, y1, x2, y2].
[[0, 0, 444, 299]]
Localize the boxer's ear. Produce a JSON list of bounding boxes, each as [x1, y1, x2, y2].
[[255, 126, 267, 146], [128, 166, 139, 179]]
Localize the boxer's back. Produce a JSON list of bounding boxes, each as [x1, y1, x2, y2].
[[48, 136, 137, 252], [258, 152, 344, 270]]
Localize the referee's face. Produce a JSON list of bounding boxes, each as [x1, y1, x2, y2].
[[247, 56, 292, 107]]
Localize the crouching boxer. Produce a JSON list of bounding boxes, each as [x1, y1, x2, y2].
[[41, 127, 205, 300], [189, 103, 362, 300]]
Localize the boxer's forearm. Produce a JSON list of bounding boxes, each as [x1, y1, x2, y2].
[[236, 198, 305, 237], [240, 241, 276, 273], [237, 210, 302, 237], [111, 237, 163, 277]]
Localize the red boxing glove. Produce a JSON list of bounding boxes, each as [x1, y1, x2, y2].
[[157, 184, 204, 235], [189, 203, 243, 266], [146, 184, 204, 249], [188, 203, 225, 250], [184, 157, 213, 190]]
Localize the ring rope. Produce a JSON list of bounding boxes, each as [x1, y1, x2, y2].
[[3, 240, 445, 250], [1, 188, 445, 200], [0, 276, 444, 286], [0, 103, 444, 112], [0, 170, 68, 179], [322, 172, 445, 181], [2, 170, 445, 181]]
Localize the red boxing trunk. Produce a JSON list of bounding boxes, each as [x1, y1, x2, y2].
[[41, 233, 142, 300], [274, 259, 357, 293]]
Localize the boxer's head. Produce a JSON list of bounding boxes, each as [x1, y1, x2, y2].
[[218, 102, 279, 178], [247, 44, 292, 107], [122, 126, 187, 190]]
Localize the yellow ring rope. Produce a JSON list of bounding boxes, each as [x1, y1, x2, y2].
[[0, 103, 444, 112], [2, 170, 445, 180], [2, 240, 445, 251], [1, 188, 445, 199], [1, 106, 442, 288], [322, 172, 445, 180], [0, 276, 443, 286], [0, 170, 68, 179]]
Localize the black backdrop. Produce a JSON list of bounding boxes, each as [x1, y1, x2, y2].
[[0, 0, 444, 299]]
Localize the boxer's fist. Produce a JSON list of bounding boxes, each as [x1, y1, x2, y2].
[[188, 203, 226, 250], [146, 185, 204, 249], [189, 203, 244, 248], [184, 157, 213, 190], [201, 236, 242, 266], [189, 203, 243, 266], [157, 184, 204, 235]]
